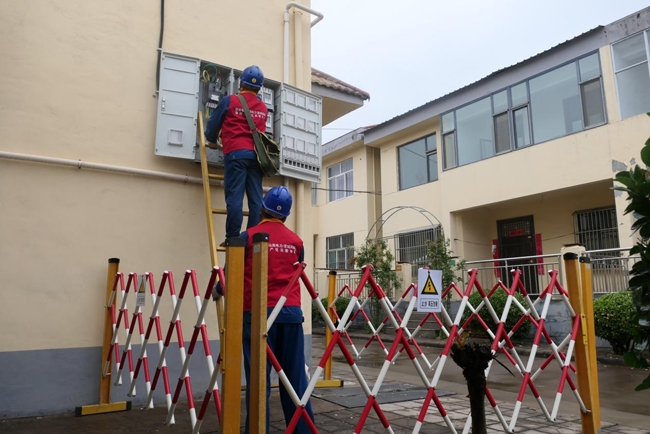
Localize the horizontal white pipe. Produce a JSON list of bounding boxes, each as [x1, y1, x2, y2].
[[0, 150, 272, 192]]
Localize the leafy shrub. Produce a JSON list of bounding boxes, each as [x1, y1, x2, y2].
[[312, 296, 351, 324], [594, 292, 640, 355], [614, 119, 650, 390], [460, 290, 531, 340], [354, 239, 400, 330]]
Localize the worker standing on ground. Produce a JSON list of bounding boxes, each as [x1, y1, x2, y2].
[[216, 186, 315, 433], [205, 65, 268, 244]]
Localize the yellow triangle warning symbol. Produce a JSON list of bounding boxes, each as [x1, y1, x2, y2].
[[422, 275, 439, 295]]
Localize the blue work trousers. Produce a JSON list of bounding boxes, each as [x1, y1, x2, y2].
[[243, 322, 315, 434], [224, 152, 263, 238]]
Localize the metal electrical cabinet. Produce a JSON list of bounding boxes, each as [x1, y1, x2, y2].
[[154, 52, 323, 183]]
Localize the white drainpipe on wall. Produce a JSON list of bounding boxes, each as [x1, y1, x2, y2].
[[283, 2, 324, 83], [283, 2, 323, 237]]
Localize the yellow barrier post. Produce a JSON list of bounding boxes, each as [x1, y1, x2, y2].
[[563, 251, 601, 434], [75, 258, 131, 416], [251, 233, 269, 433], [324, 271, 336, 381], [221, 238, 246, 434], [580, 256, 601, 431]]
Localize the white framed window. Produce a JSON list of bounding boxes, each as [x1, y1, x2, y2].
[[398, 134, 438, 190], [573, 207, 619, 251], [612, 31, 650, 119], [326, 233, 355, 269], [441, 51, 606, 170], [327, 159, 353, 202]]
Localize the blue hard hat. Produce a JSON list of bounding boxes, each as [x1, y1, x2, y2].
[[263, 186, 292, 218], [241, 65, 264, 89]]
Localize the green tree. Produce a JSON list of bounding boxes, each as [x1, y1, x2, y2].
[[613, 114, 650, 391], [354, 238, 400, 331]]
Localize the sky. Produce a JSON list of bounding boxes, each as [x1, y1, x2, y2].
[[311, 0, 650, 143]]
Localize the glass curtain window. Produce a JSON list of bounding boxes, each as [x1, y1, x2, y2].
[[494, 113, 510, 153], [442, 132, 456, 169], [513, 107, 531, 148], [327, 159, 353, 202], [398, 134, 437, 190], [578, 53, 606, 128], [326, 233, 354, 269], [456, 97, 493, 165], [613, 33, 650, 119], [440, 51, 606, 170], [398, 138, 427, 189], [529, 63, 582, 143]]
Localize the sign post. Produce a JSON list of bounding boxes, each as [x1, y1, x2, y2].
[[417, 268, 442, 313]]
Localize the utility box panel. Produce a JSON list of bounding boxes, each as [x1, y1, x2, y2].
[[154, 52, 322, 183], [276, 84, 322, 183], [154, 53, 201, 160]]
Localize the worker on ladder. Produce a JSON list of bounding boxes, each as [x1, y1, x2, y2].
[[215, 186, 315, 433], [205, 65, 268, 245]]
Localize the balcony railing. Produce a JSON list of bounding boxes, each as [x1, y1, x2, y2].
[[461, 248, 639, 295]]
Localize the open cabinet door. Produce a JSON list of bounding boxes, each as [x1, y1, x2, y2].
[[276, 84, 323, 183], [154, 52, 200, 160]]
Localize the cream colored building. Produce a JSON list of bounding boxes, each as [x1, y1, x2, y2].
[[0, 0, 368, 418], [314, 8, 650, 296]]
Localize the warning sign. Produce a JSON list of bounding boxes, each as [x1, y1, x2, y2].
[[136, 274, 147, 307], [417, 268, 442, 312], [421, 275, 439, 295]]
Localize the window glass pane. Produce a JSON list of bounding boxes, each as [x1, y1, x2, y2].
[[428, 153, 438, 182], [426, 134, 437, 152], [613, 33, 648, 71], [494, 112, 511, 153], [582, 79, 605, 127], [456, 97, 494, 165], [328, 164, 340, 177], [493, 90, 508, 113], [398, 139, 427, 189], [343, 233, 354, 247], [511, 83, 528, 107], [579, 54, 600, 81], [340, 159, 353, 173], [530, 63, 582, 143], [336, 176, 344, 200], [327, 251, 336, 268], [514, 107, 531, 148], [443, 133, 456, 169], [441, 112, 454, 132], [328, 178, 336, 202], [617, 62, 650, 119], [345, 171, 353, 196], [337, 250, 346, 269], [329, 236, 340, 249]]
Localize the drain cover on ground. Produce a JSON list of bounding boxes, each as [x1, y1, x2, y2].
[[312, 383, 454, 408]]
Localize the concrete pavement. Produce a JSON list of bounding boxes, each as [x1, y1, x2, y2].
[[2, 333, 649, 433]]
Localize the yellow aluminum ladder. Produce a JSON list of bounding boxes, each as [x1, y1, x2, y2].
[[197, 113, 227, 369]]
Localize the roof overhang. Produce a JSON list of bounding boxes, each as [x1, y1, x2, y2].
[[364, 26, 607, 146], [311, 68, 370, 126], [313, 83, 366, 126]]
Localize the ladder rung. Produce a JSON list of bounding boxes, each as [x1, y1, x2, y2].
[[205, 143, 222, 150], [212, 208, 249, 216], [217, 247, 226, 252], [208, 174, 224, 181]]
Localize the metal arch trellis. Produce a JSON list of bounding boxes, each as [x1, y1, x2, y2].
[[366, 206, 445, 241]]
